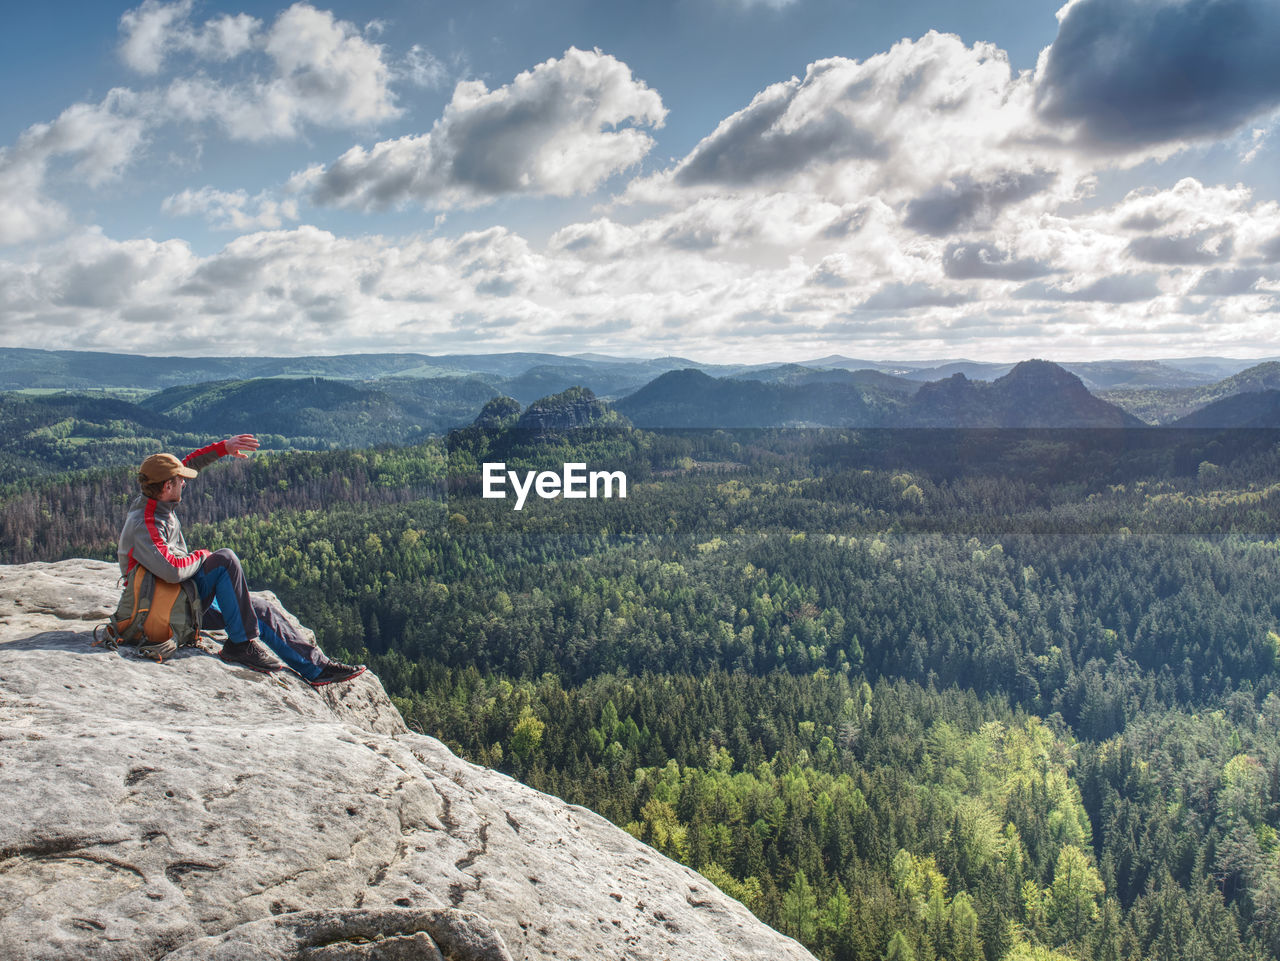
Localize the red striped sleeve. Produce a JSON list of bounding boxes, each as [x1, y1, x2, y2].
[[182, 440, 228, 467], [144, 499, 207, 578]]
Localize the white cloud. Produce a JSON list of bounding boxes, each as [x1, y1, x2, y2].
[[1126, 228, 1233, 266], [0, 226, 553, 353], [942, 241, 1054, 280], [517, 21, 1278, 359], [1016, 272, 1166, 304], [1110, 178, 1254, 234], [0, 90, 149, 246], [119, 0, 259, 74], [56, 231, 197, 311], [613, 18, 1279, 315], [0, 3, 399, 247], [162, 186, 300, 231], [860, 281, 968, 311], [0, 199, 1276, 360], [903, 169, 1058, 236], [1241, 128, 1269, 164], [0, 230, 197, 335], [1097, 178, 1280, 272], [0, 152, 58, 247], [402, 44, 449, 89], [626, 32, 1063, 224], [1035, 0, 1280, 151], [119, 0, 196, 73], [1191, 268, 1265, 297], [303, 47, 665, 210], [127, 2, 399, 140], [13, 90, 148, 188]]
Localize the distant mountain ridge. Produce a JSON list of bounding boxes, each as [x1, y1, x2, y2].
[[0, 348, 703, 400], [614, 361, 1146, 429], [6, 353, 1280, 483], [613, 368, 900, 428], [793, 354, 1267, 388], [3, 347, 1271, 395], [900, 360, 1148, 428], [729, 364, 922, 394]]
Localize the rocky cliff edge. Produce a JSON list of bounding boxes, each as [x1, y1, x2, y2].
[[0, 560, 816, 961]]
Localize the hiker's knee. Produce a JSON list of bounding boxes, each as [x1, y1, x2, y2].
[[208, 547, 242, 571]]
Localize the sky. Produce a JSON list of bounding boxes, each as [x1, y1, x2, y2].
[[2, 0, 1280, 364]]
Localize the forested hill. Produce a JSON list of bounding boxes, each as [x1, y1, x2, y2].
[[7, 418, 1280, 961], [1099, 361, 1280, 425], [0, 347, 697, 399], [1172, 390, 1280, 429], [614, 368, 905, 427], [612, 361, 1146, 428], [897, 360, 1148, 428], [0, 346, 440, 388], [603, 359, 1279, 430], [141, 376, 500, 443], [0, 378, 491, 482]]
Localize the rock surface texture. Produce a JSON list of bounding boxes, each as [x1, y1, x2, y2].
[[0, 560, 816, 961]]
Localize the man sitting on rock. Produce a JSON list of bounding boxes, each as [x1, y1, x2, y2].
[[118, 435, 366, 687]]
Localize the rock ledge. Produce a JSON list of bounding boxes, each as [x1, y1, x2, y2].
[[0, 561, 815, 961]]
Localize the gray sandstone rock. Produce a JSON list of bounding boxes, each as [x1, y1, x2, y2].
[[0, 560, 817, 961], [161, 907, 507, 961]]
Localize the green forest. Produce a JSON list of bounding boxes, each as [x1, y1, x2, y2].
[[6, 419, 1280, 961]]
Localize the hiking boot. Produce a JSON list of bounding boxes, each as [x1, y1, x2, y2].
[[309, 662, 367, 688], [219, 639, 284, 673]]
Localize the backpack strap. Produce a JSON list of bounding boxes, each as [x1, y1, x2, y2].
[[94, 573, 140, 651], [180, 579, 203, 646], [144, 580, 182, 645], [106, 572, 148, 642], [92, 623, 120, 651]]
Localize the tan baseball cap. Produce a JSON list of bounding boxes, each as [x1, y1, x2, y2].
[[138, 453, 198, 486]]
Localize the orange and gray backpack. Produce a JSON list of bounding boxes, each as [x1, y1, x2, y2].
[[94, 567, 202, 662]]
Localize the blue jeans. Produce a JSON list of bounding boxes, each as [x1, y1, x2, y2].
[[192, 548, 327, 680]]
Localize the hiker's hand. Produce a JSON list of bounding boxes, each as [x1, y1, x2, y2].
[[225, 434, 260, 458]]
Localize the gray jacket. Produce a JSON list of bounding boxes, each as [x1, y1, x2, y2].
[[117, 442, 228, 582]]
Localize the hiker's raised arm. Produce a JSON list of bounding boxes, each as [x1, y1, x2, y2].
[[180, 435, 259, 472]]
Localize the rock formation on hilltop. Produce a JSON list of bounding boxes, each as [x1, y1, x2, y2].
[[513, 387, 626, 435], [0, 560, 816, 961]]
